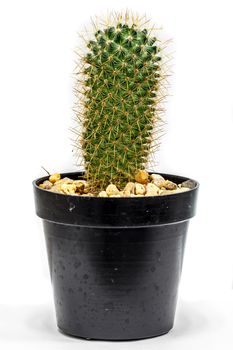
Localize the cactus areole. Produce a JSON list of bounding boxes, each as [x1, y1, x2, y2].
[[33, 12, 199, 341]]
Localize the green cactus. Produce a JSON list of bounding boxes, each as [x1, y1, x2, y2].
[[74, 13, 166, 192]]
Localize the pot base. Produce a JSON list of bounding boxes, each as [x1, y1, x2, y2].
[[58, 326, 172, 341]]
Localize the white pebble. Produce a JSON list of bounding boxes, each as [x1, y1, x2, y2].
[[145, 183, 159, 196], [106, 184, 119, 196], [163, 180, 177, 190], [150, 174, 165, 188], [123, 190, 131, 197], [124, 182, 135, 193], [160, 190, 176, 196], [99, 191, 108, 197], [60, 183, 76, 195], [176, 187, 190, 193], [42, 180, 53, 189], [135, 183, 146, 195], [55, 177, 74, 185]]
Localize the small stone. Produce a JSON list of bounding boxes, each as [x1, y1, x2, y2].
[[60, 183, 76, 195], [55, 177, 73, 185], [39, 181, 53, 190], [162, 180, 177, 190], [82, 193, 94, 197], [123, 190, 131, 197], [42, 180, 53, 189], [145, 192, 158, 197], [83, 187, 90, 194], [50, 184, 62, 193], [160, 188, 189, 195], [160, 189, 176, 196], [106, 184, 119, 196], [124, 182, 135, 194], [135, 183, 146, 195], [176, 187, 190, 193], [150, 174, 165, 188], [74, 179, 87, 186], [49, 173, 61, 183], [135, 170, 149, 184], [76, 183, 85, 193], [179, 180, 194, 189], [99, 191, 108, 197], [145, 183, 159, 196], [73, 180, 86, 193], [109, 194, 121, 197]]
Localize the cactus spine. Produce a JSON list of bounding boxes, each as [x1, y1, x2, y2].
[[74, 12, 166, 192]]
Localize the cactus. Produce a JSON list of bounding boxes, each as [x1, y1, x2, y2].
[[74, 12, 167, 192]]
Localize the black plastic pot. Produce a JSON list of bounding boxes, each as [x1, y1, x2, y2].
[[33, 172, 199, 340]]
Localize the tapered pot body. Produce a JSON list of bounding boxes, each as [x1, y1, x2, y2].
[[33, 172, 199, 340]]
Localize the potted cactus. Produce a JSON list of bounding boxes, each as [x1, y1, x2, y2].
[[33, 12, 199, 340]]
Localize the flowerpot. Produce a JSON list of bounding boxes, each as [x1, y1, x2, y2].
[[33, 171, 199, 340]]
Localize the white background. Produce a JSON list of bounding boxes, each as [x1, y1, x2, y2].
[[0, 0, 233, 348]]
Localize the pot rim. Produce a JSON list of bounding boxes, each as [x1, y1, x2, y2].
[[33, 171, 199, 200], [33, 171, 199, 226]]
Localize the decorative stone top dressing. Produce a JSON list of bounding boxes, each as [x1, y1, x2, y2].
[[39, 170, 191, 197]]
